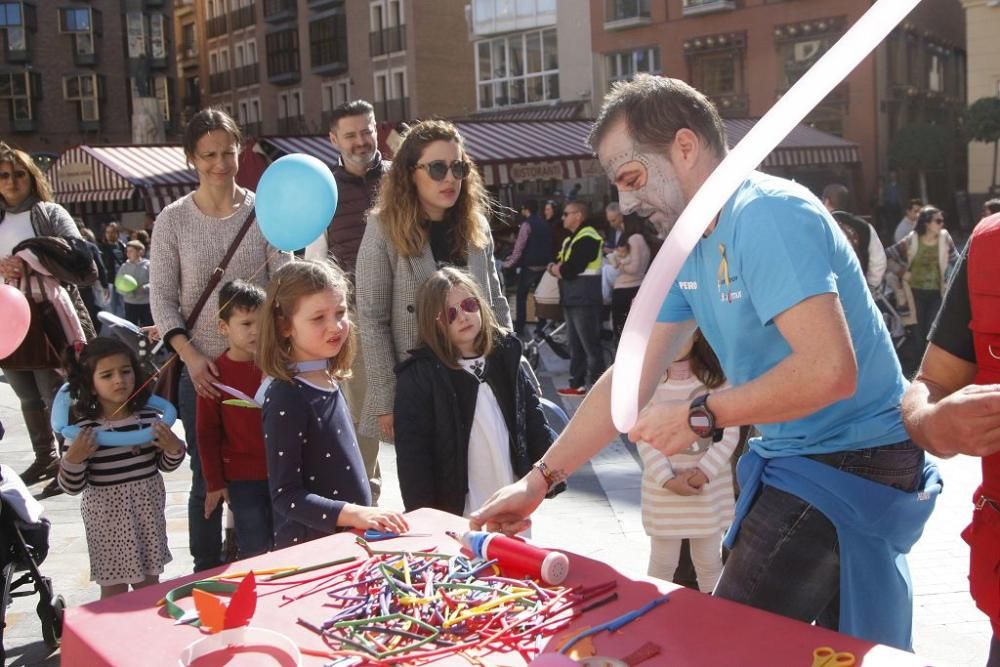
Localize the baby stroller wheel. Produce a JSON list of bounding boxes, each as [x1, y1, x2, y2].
[[38, 592, 64, 649]]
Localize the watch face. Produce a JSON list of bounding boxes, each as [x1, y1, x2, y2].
[[689, 409, 713, 437]]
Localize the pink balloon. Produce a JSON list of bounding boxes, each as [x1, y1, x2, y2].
[[0, 285, 30, 359]]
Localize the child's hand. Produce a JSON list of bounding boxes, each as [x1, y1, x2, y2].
[[151, 421, 185, 456], [205, 488, 229, 519], [64, 427, 99, 465], [687, 469, 708, 489], [339, 504, 409, 533], [615, 245, 629, 258], [664, 470, 703, 496]]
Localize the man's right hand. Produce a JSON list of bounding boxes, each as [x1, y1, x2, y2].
[[916, 383, 1000, 457], [204, 488, 228, 519], [469, 469, 548, 536]]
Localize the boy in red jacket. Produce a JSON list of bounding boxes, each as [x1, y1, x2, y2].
[[196, 280, 272, 558]]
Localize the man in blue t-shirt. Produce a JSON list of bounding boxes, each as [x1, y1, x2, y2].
[[471, 75, 927, 635]]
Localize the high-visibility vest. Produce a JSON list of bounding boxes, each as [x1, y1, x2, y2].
[[558, 225, 603, 276]]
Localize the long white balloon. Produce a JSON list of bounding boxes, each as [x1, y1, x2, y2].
[[611, 0, 924, 432]]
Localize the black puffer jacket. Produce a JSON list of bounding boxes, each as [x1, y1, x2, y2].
[[393, 333, 558, 515]]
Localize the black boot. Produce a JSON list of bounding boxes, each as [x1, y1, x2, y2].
[[19, 408, 59, 485]]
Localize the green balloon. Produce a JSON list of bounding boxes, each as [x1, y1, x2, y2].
[[115, 274, 138, 294]]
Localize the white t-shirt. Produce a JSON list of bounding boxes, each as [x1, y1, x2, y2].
[[0, 210, 34, 258], [458, 355, 514, 517]]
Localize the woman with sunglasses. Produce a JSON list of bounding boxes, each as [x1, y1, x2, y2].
[[888, 205, 959, 350], [356, 120, 511, 444], [393, 267, 556, 517], [0, 142, 91, 487]]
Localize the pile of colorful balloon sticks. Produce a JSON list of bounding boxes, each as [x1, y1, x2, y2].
[[275, 537, 619, 665]]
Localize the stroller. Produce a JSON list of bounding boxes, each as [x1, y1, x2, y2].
[[0, 464, 65, 661], [522, 289, 570, 372]]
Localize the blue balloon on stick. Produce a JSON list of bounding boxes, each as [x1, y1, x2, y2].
[[255, 154, 339, 252]]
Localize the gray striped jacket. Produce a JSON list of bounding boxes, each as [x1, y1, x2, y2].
[[355, 212, 511, 441]]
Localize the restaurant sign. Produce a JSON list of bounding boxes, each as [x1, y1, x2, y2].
[[58, 162, 95, 187], [509, 161, 565, 183]]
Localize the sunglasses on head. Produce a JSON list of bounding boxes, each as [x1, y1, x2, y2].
[[441, 297, 480, 324], [415, 160, 471, 182], [0, 170, 27, 181]]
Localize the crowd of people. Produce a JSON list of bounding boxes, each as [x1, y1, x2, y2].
[[0, 74, 999, 661]]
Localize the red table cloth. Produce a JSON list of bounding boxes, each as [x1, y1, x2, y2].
[[61, 508, 925, 666]]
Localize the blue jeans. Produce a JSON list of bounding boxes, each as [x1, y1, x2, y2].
[[563, 304, 606, 388], [514, 267, 545, 335], [227, 479, 273, 559], [179, 368, 223, 571], [714, 440, 924, 630]]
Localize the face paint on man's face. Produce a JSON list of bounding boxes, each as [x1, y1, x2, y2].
[[602, 144, 686, 236]]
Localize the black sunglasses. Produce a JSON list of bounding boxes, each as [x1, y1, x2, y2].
[[441, 297, 480, 324], [415, 160, 471, 182], [0, 170, 28, 181]]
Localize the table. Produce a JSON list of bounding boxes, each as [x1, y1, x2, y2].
[[62, 508, 926, 666]]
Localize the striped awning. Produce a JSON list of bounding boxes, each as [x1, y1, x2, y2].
[[255, 117, 860, 189], [49, 145, 198, 216]]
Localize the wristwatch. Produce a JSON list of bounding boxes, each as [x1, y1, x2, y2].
[[688, 394, 720, 440]]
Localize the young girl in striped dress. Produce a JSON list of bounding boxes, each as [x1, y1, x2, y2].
[[638, 330, 739, 594], [59, 337, 186, 598]]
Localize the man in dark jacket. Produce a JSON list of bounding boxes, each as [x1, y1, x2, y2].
[[503, 200, 552, 337], [548, 201, 605, 396], [305, 99, 389, 503]]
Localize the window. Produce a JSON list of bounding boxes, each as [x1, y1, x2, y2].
[[246, 38, 257, 63], [266, 28, 300, 79], [310, 12, 347, 70], [374, 71, 388, 102], [475, 27, 558, 110], [238, 97, 262, 124], [181, 23, 196, 55], [605, 46, 660, 88], [220, 47, 230, 71], [928, 54, 943, 93], [149, 14, 166, 59], [209, 50, 219, 74], [154, 76, 170, 121], [0, 70, 40, 123], [234, 42, 244, 68], [126, 11, 145, 58], [605, 0, 650, 23], [277, 88, 302, 118], [321, 77, 350, 112], [59, 7, 92, 32], [64, 73, 101, 122]]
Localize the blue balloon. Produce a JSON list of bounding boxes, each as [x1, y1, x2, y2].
[[51, 384, 178, 448], [255, 154, 339, 252]]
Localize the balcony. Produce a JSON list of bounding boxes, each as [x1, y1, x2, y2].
[[11, 117, 37, 133], [208, 71, 231, 94], [263, 0, 296, 23], [240, 121, 262, 138], [231, 3, 256, 31], [232, 63, 260, 88], [681, 0, 737, 17], [709, 93, 748, 117], [276, 115, 308, 135], [180, 44, 198, 62], [604, 0, 651, 31], [206, 14, 228, 39], [374, 97, 409, 122], [369, 25, 406, 57]]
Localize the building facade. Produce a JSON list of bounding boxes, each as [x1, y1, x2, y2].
[[961, 0, 1000, 198], [177, 0, 475, 139], [0, 0, 177, 154], [589, 0, 966, 229]]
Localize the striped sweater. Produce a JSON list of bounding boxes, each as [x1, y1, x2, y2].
[[638, 375, 739, 539], [58, 408, 186, 495]]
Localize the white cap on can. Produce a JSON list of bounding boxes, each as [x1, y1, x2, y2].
[[540, 550, 570, 585]]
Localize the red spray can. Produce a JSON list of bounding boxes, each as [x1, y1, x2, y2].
[[456, 531, 570, 585]]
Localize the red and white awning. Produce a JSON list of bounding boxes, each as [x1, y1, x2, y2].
[[48, 145, 199, 216], [256, 117, 859, 189]]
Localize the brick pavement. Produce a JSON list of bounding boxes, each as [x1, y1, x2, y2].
[[0, 345, 991, 666]]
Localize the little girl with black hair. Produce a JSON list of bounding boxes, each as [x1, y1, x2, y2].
[[59, 337, 186, 598]]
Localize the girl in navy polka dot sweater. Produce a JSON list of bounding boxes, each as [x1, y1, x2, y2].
[[257, 260, 407, 549]]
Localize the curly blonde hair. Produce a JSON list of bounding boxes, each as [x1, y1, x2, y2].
[[374, 120, 491, 257], [257, 260, 356, 384]]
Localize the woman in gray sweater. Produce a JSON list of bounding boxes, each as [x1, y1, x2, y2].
[[356, 120, 511, 444], [150, 109, 291, 571]]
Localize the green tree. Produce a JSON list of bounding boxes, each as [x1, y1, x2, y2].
[[964, 96, 1000, 193], [889, 123, 952, 203]]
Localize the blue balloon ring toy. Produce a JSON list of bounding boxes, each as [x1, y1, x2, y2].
[[51, 383, 177, 447]]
